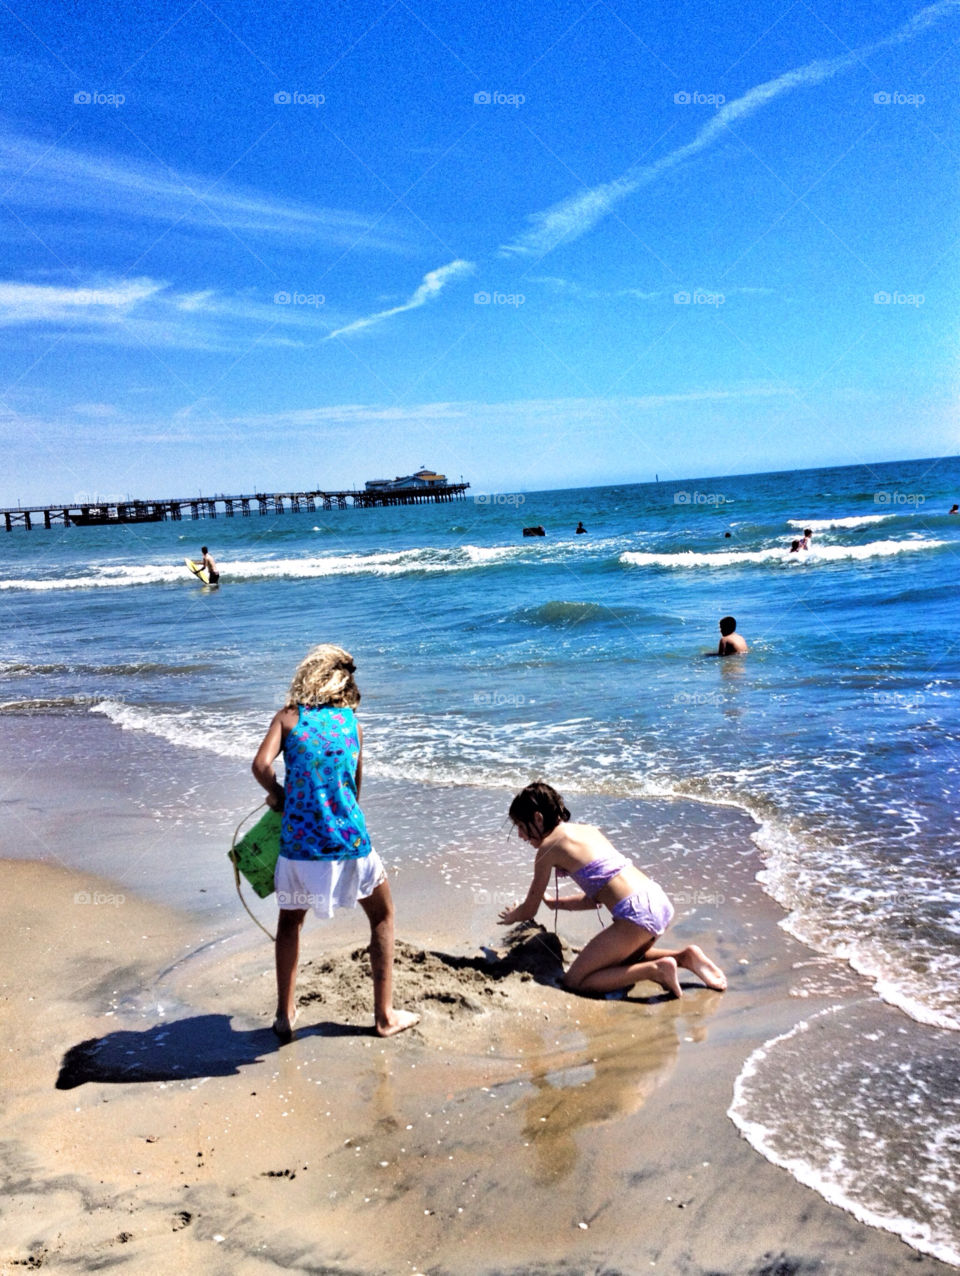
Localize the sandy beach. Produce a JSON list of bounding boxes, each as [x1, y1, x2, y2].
[[1, 714, 955, 1275]]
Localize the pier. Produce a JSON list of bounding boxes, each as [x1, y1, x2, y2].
[[1, 483, 470, 530]]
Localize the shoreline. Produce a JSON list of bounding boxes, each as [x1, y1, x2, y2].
[[2, 714, 956, 1272]]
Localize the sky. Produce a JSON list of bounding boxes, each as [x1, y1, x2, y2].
[[0, 0, 958, 504]]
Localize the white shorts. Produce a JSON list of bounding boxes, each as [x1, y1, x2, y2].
[[275, 851, 386, 919]]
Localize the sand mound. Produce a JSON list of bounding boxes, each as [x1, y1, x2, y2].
[[298, 922, 571, 1023]]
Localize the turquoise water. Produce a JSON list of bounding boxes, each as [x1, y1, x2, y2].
[[3, 455, 959, 1260]]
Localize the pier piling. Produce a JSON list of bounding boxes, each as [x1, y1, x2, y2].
[[1, 483, 470, 530]]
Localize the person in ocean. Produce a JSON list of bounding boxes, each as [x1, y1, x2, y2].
[[716, 615, 748, 655], [498, 782, 726, 998], [789, 539, 802, 553], [252, 644, 419, 1041], [797, 528, 813, 550], [575, 521, 587, 534], [200, 546, 220, 584]]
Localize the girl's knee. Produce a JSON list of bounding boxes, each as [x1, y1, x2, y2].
[[362, 881, 394, 928], [562, 967, 585, 991]]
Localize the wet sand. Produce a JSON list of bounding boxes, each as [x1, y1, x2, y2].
[[1, 870, 954, 1275], [1, 714, 956, 1274]]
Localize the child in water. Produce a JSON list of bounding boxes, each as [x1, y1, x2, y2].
[[499, 782, 726, 998], [253, 644, 419, 1040]]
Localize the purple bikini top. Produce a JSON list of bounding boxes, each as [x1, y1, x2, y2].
[[558, 851, 628, 899]]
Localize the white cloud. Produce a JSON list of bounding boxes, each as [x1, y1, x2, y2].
[[326, 259, 475, 339], [0, 279, 162, 324], [0, 276, 340, 349], [223, 384, 791, 432], [528, 277, 773, 302], [70, 402, 118, 417], [501, 0, 960, 257], [0, 128, 415, 254]]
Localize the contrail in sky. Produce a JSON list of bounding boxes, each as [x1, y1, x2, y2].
[[326, 259, 475, 339], [500, 0, 960, 257]]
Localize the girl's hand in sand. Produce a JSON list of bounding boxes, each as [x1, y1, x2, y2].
[[498, 904, 529, 925]]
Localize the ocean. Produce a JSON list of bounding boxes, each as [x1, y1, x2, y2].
[[3, 454, 959, 1263]]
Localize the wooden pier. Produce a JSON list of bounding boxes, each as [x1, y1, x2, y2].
[[1, 483, 470, 530]]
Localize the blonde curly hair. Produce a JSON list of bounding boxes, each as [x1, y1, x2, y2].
[[285, 644, 360, 709]]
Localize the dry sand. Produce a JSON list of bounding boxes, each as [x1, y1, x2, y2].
[[1, 854, 954, 1276]]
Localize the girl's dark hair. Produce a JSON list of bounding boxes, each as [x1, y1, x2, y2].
[[508, 782, 571, 834]]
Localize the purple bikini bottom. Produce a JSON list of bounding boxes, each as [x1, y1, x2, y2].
[[609, 879, 674, 937]]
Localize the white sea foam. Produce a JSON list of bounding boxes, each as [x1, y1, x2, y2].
[[787, 515, 896, 531], [0, 539, 557, 592], [0, 563, 187, 590], [0, 536, 635, 592], [729, 1005, 960, 1266], [90, 699, 257, 760], [0, 547, 496, 591], [752, 813, 960, 1034], [620, 538, 944, 569], [463, 544, 522, 564]]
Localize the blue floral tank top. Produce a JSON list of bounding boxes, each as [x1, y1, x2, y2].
[[280, 705, 371, 861]]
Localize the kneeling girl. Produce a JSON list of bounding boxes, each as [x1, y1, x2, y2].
[[499, 782, 726, 998]]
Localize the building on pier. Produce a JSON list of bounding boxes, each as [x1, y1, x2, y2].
[[364, 467, 448, 492]]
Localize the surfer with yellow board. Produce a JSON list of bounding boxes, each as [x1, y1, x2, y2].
[[185, 546, 220, 584]]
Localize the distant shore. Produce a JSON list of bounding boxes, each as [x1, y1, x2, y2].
[[1, 710, 954, 1274]]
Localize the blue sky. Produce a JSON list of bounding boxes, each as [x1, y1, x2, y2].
[[0, 0, 957, 503]]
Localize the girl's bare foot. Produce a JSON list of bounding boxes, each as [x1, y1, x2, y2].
[[272, 1009, 299, 1043], [651, 956, 683, 998], [680, 945, 727, 991], [375, 1008, 420, 1038]]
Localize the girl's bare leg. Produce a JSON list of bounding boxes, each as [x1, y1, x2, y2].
[[275, 908, 307, 1039], [643, 942, 727, 990], [359, 881, 420, 1037], [563, 921, 683, 998]]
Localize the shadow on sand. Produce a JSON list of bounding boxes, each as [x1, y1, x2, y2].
[[55, 1013, 368, 1089]]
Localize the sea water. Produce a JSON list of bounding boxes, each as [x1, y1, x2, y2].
[[2, 454, 959, 1261]]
